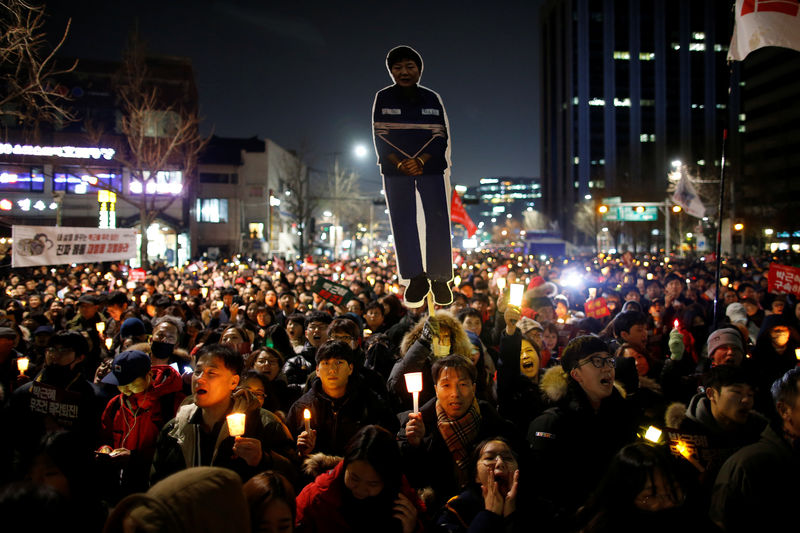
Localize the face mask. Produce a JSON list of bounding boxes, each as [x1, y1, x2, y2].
[[151, 341, 175, 360], [41, 364, 76, 387]]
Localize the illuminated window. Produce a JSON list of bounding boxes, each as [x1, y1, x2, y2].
[[614, 98, 631, 107], [689, 43, 706, 51], [130, 170, 183, 195], [0, 165, 44, 192], [613, 51, 630, 60], [196, 198, 229, 223], [588, 98, 605, 106], [692, 32, 705, 41], [54, 167, 121, 194], [639, 52, 655, 60]]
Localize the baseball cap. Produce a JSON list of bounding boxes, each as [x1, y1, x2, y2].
[[102, 350, 152, 386]]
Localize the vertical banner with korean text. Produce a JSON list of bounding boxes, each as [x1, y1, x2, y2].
[[11, 225, 137, 268]]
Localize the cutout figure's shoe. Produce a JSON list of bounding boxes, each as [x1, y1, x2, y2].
[[403, 274, 430, 308], [430, 279, 453, 306]]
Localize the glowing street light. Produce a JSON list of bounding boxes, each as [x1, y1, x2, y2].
[[353, 145, 369, 159], [672, 205, 682, 213], [598, 205, 609, 214], [734, 223, 744, 231], [764, 228, 774, 236]]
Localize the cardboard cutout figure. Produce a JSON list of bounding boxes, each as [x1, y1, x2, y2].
[[372, 45, 454, 307]]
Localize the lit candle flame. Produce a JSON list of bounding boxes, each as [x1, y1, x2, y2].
[[17, 357, 29, 373], [96, 322, 105, 334], [303, 408, 311, 433]]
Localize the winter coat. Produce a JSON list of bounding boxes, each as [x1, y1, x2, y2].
[[295, 460, 425, 533], [665, 392, 768, 501], [752, 314, 799, 390], [285, 376, 399, 456], [388, 311, 473, 412], [398, 397, 520, 510], [283, 343, 317, 387], [496, 330, 543, 429], [710, 423, 800, 532], [101, 365, 184, 455], [527, 369, 640, 528], [150, 403, 296, 485]]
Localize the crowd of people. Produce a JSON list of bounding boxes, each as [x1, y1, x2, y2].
[[0, 249, 798, 532]]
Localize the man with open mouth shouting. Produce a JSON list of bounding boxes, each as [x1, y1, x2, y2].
[[527, 335, 641, 531]]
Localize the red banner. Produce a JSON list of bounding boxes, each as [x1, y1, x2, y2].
[[767, 263, 800, 296], [450, 190, 477, 237], [584, 297, 611, 319]]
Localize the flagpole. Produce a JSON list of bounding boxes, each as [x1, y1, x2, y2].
[[713, 128, 728, 327]]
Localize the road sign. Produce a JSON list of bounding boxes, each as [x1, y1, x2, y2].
[[602, 196, 622, 205], [602, 206, 659, 222]]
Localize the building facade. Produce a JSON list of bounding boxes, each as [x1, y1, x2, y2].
[[540, 0, 743, 241], [195, 136, 300, 260], [0, 55, 198, 266]]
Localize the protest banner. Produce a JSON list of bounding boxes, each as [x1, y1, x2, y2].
[[12, 225, 137, 268], [312, 277, 355, 306], [767, 263, 800, 297], [584, 297, 611, 319]]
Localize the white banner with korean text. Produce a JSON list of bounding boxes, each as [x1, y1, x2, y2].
[[11, 225, 136, 268]]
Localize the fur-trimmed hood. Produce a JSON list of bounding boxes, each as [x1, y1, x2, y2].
[[399, 310, 473, 359], [539, 365, 627, 404]]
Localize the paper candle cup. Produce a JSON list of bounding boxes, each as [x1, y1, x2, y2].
[[496, 277, 507, 291], [217, 301, 225, 310], [105, 338, 114, 350], [226, 413, 246, 437], [509, 283, 524, 307], [796, 348, 800, 361], [96, 322, 105, 334], [404, 372, 423, 393], [17, 357, 29, 373]]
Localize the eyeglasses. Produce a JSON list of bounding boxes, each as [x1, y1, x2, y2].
[[257, 358, 281, 367], [306, 323, 326, 332], [479, 453, 517, 467], [245, 388, 266, 400], [575, 355, 616, 369], [46, 346, 75, 358]]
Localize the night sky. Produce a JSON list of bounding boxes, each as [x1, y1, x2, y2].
[[44, 1, 543, 193]]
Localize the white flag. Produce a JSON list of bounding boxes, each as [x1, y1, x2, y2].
[[672, 168, 706, 219], [729, 0, 800, 61]]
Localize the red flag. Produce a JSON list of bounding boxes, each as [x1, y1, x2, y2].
[[450, 190, 477, 237], [729, 0, 800, 61]]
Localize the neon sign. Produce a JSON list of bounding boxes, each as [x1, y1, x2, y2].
[[0, 143, 115, 160]]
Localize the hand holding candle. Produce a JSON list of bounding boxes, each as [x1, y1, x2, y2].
[[226, 412, 246, 437], [404, 372, 423, 414]]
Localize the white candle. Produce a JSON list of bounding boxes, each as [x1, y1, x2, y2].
[[509, 283, 524, 307], [303, 408, 312, 433], [404, 372, 423, 414], [226, 413, 246, 437]]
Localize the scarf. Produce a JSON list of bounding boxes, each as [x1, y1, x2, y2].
[[436, 398, 482, 481]]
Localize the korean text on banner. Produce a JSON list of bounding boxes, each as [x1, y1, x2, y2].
[[11, 225, 137, 268], [767, 263, 800, 297], [311, 277, 356, 306]]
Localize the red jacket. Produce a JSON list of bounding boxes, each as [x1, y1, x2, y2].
[[296, 460, 425, 533], [101, 365, 184, 456]]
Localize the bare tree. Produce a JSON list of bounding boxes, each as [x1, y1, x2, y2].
[[573, 201, 623, 251], [84, 33, 207, 268], [0, 0, 76, 139], [523, 209, 550, 231], [277, 147, 317, 259]]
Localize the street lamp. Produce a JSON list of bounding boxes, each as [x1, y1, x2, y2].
[[733, 222, 744, 231], [353, 145, 369, 159], [672, 205, 682, 213]]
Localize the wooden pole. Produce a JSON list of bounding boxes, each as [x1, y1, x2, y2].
[[426, 291, 435, 317]]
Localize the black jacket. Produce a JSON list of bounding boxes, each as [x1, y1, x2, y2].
[[398, 397, 520, 510], [285, 376, 398, 456], [527, 382, 640, 527]]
